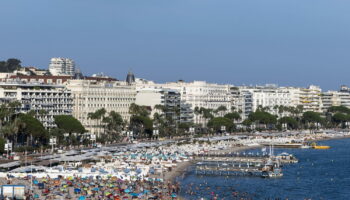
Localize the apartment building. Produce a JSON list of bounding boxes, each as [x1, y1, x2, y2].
[[49, 58, 76, 76], [136, 79, 231, 125], [238, 85, 296, 117], [230, 87, 252, 120], [0, 81, 73, 128], [298, 85, 322, 112], [135, 88, 193, 123], [321, 91, 350, 112]]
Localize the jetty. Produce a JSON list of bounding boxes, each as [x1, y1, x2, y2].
[[194, 147, 298, 178]]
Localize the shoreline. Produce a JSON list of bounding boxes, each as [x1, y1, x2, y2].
[[169, 135, 350, 191], [163, 145, 260, 183]]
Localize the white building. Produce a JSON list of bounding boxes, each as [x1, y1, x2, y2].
[[234, 85, 323, 118], [49, 58, 76, 76], [136, 79, 232, 125], [65, 79, 136, 135], [230, 87, 252, 120], [0, 81, 73, 128], [297, 85, 322, 112], [136, 88, 180, 118], [135, 88, 193, 123], [321, 91, 350, 112], [238, 85, 296, 117]]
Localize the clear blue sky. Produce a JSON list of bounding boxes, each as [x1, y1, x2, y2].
[[1, 0, 349, 90]]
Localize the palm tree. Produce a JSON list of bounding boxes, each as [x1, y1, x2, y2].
[[1, 118, 25, 147], [0, 101, 22, 145], [215, 105, 227, 117], [103, 111, 124, 141], [88, 108, 106, 136]]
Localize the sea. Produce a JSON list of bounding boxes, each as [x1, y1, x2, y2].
[[179, 138, 350, 200]]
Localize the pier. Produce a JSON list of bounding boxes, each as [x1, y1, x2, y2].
[[194, 151, 297, 178]]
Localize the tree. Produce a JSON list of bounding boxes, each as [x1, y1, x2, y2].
[[279, 117, 298, 130], [302, 111, 323, 123], [88, 108, 107, 135], [18, 114, 48, 146], [214, 105, 227, 117], [242, 119, 252, 127], [54, 115, 85, 134], [256, 105, 270, 112], [177, 122, 193, 136], [0, 137, 5, 154], [328, 106, 350, 114], [129, 104, 153, 139], [207, 117, 234, 133], [103, 111, 124, 140], [0, 58, 22, 72], [302, 111, 324, 129], [224, 112, 241, 121], [129, 115, 153, 138], [0, 101, 22, 145], [332, 112, 350, 128], [249, 111, 277, 129], [129, 103, 150, 117], [1, 118, 24, 146]]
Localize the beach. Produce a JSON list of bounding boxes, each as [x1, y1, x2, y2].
[[0, 130, 349, 199]]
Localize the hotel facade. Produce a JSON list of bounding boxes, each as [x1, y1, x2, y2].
[[65, 79, 136, 135]]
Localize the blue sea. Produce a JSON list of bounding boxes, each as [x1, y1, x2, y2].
[[179, 138, 350, 200]]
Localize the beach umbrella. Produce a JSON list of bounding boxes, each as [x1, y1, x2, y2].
[[74, 188, 81, 194], [143, 190, 149, 194], [78, 196, 86, 200], [124, 189, 131, 193], [130, 193, 138, 197]]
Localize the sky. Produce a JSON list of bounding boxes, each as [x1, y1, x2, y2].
[[0, 0, 350, 90]]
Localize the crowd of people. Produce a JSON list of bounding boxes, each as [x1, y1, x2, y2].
[[2, 175, 181, 200]]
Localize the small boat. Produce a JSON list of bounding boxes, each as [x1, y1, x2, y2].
[[310, 142, 330, 149], [300, 145, 310, 149], [312, 145, 330, 149]]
